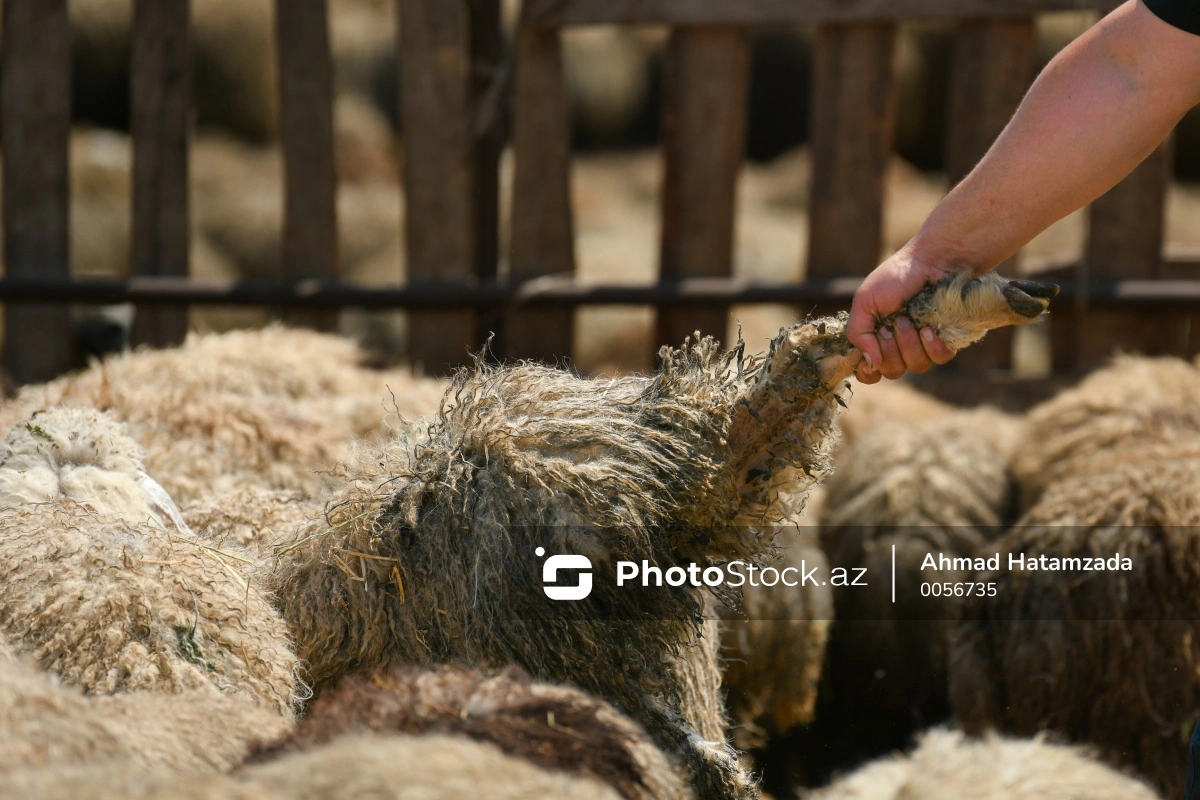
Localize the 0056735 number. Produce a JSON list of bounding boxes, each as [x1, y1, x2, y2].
[[920, 581, 996, 597]]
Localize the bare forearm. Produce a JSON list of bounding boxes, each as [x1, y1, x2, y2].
[[910, 0, 1200, 272]]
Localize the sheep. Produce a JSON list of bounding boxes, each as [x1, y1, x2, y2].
[[718, 517, 832, 749], [0, 327, 446, 504], [716, 383, 949, 757], [256, 663, 691, 800], [949, 355, 1200, 797], [270, 271, 1056, 800], [949, 453, 1200, 799], [0, 734, 625, 800], [0, 651, 291, 776], [756, 406, 1019, 790], [832, 379, 952, 449], [1009, 354, 1200, 511], [815, 408, 1019, 752], [808, 728, 1159, 800], [0, 407, 299, 715]]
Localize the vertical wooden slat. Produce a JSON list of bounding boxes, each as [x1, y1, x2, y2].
[[657, 27, 750, 350], [469, 0, 503, 283], [276, 0, 338, 332], [469, 0, 504, 348], [1, 0, 72, 384], [944, 18, 1036, 370], [131, 0, 191, 348], [807, 23, 897, 281], [398, 0, 477, 373], [1052, 139, 1176, 368], [506, 25, 575, 362]]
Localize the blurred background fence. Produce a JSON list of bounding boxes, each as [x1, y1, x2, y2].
[[0, 0, 1196, 402]]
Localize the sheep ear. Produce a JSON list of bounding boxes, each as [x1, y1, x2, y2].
[[1003, 279, 1060, 319]]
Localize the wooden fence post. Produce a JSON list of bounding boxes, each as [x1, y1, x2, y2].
[[1052, 139, 1178, 369], [657, 26, 749, 351], [807, 23, 897, 288], [2, 0, 72, 384], [943, 17, 1036, 371], [506, 24, 575, 362], [276, 0, 339, 332], [399, 0, 501, 372], [131, 0, 191, 348], [469, 0, 504, 343]]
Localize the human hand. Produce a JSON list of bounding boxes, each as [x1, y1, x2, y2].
[[847, 247, 960, 384]]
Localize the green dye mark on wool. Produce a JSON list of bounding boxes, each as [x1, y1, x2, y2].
[[176, 626, 216, 672], [23, 423, 52, 442]]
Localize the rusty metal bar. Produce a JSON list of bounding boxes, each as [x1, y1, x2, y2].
[[0, 275, 1198, 310]]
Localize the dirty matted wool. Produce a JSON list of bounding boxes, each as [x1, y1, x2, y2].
[[258, 663, 690, 800], [1010, 354, 1200, 510], [950, 454, 1200, 799], [809, 728, 1159, 800], [0, 327, 446, 504], [0, 655, 291, 775], [0, 408, 298, 715], [275, 346, 761, 799], [806, 406, 1020, 762], [271, 272, 1056, 800]]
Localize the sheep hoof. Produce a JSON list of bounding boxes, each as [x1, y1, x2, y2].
[[1003, 279, 1060, 319]]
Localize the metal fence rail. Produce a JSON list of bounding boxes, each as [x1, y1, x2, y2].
[[2, 275, 1198, 311]]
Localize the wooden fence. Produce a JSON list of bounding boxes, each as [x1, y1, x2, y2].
[[0, 0, 1195, 396]]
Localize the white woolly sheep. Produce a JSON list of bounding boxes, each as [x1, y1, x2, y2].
[[0, 653, 290, 776], [1, 734, 624, 800], [0, 407, 298, 715], [809, 728, 1158, 800], [0, 327, 446, 504], [951, 452, 1200, 799], [807, 407, 1020, 764], [1009, 354, 1200, 511]]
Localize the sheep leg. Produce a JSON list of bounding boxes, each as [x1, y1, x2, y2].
[[727, 272, 1057, 505]]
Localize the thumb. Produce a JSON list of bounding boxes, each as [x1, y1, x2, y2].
[[846, 302, 880, 373]]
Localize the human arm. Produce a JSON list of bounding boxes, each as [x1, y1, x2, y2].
[[849, 0, 1200, 383]]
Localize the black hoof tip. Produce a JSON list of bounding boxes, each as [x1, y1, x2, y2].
[[1003, 280, 1059, 318]]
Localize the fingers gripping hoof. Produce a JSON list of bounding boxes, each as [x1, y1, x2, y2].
[[898, 271, 1058, 351], [728, 271, 1057, 505]]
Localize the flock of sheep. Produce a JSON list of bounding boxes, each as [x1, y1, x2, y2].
[[0, 3, 1187, 797], [2, 272, 1190, 799]]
